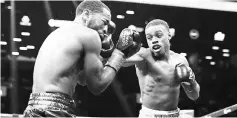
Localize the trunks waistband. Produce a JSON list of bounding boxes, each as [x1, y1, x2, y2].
[[141, 105, 180, 117], [27, 92, 76, 112]]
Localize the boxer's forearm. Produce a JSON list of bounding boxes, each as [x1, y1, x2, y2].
[[182, 79, 200, 100], [122, 49, 144, 67], [95, 66, 118, 94], [86, 66, 116, 95], [86, 50, 124, 95]]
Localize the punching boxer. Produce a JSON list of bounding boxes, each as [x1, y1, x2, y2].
[[23, 0, 141, 117], [123, 19, 200, 117]]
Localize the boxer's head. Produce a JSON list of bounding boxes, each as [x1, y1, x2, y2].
[[145, 19, 171, 57], [75, 0, 112, 39]]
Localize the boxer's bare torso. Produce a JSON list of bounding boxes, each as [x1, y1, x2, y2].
[[129, 48, 184, 110], [33, 22, 93, 96]]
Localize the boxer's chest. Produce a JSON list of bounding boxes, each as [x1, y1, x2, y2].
[[147, 57, 180, 85]]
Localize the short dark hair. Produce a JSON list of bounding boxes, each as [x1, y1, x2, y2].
[[145, 19, 169, 31], [75, 0, 110, 16]]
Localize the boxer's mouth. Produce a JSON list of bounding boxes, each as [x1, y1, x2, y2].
[[152, 45, 161, 50]]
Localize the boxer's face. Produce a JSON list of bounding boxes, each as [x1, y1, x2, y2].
[[145, 25, 171, 57], [87, 8, 112, 39]]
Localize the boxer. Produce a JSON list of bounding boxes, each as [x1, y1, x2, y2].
[[23, 0, 141, 117], [123, 19, 200, 118]]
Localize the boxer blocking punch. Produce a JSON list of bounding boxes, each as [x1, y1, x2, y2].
[[123, 19, 200, 118], [23, 0, 141, 117]]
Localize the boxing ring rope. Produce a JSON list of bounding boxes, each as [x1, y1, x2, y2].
[[201, 104, 237, 117], [111, 0, 237, 12], [1, 104, 237, 117]]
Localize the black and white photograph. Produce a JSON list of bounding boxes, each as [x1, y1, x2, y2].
[[1, 0, 237, 117]]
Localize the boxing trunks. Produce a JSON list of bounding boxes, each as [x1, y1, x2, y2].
[[23, 92, 76, 117], [139, 105, 180, 118]]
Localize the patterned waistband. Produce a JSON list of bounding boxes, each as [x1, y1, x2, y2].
[[27, 92, 76, 112], [140, 105, 180, 117]]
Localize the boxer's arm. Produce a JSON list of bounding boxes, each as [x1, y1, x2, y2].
[[180, 55, 200, 101], [122, 47, 145, 67], [82, 31, 117, 95], [84, 51, 116, 95]]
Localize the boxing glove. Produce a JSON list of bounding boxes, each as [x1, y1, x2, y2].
[[105, 28, 142, 72], [107, 21, 116, 35], [175, 63, 195, 83], [116, 28, 142, 58], [100, 34, 114, 58], [100, 21, 116, 58]]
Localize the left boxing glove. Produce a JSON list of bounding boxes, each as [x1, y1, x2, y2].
[[104, 28, 142, 72], [175, 63, 194, 82], [116, 28, 142, 58], [100, 34, 114, 58], [108, 21, 116, 34], [100, 21, 116, 58]]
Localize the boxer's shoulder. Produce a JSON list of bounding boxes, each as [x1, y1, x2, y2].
[[171, 51, 188, 65], [139, 47, 150, 58], [78, 27, 101, 52]]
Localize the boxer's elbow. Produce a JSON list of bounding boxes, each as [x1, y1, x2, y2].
[[189, 93, 199, 101], [87, 77, 108, 95], [189, 85, 200, 101], [87, 82, 105, 95]]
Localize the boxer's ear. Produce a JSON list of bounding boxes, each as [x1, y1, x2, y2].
[[168, 31, 172, 40], [82, 9, 92, 23]]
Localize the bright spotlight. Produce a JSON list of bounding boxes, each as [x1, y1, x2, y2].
[[116, 15, 125, 19], [12, 52, 19, 55], [13, 38, 22, 42], [27, 45, 35, 49], [0, 41, 7, 45], [19, 47, 27, 50], [205, 56, 212, 60], [223, 53, 230, 57], [126, 10, 134, 14], [214, 32, 225, 41], [222, 49, 229, 53], [210, 61, 215, 65], [212, 46, 219, 50], [21, 32, 30, 36]]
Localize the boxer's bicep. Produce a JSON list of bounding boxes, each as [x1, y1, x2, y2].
[[81, 30, 105, 94], [84, 52, 105, 93]]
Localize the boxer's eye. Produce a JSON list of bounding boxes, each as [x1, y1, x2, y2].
[[101, 20, 106, 25], [102, 20, 109, 25], [146, 35, 152, 40], [157, 34, 163, 38], [155, 33, 163, 38]]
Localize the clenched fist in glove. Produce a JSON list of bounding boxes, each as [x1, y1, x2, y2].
[[116, 28, 142, 58], [175, 63, 200, 99], [100, 21, 116, 58], [175, 63, 195, 83], [100, 34, 114, 58], [105, 28, 142, 72]]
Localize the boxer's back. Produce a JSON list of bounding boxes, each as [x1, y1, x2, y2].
[[33, 23, 91, 96], [136, 51, 181, 110]]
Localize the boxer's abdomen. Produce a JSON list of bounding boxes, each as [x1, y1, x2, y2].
[[139, 75, 180, 111]]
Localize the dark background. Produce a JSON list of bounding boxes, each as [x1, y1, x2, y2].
[[1, 1, 237, 117]]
